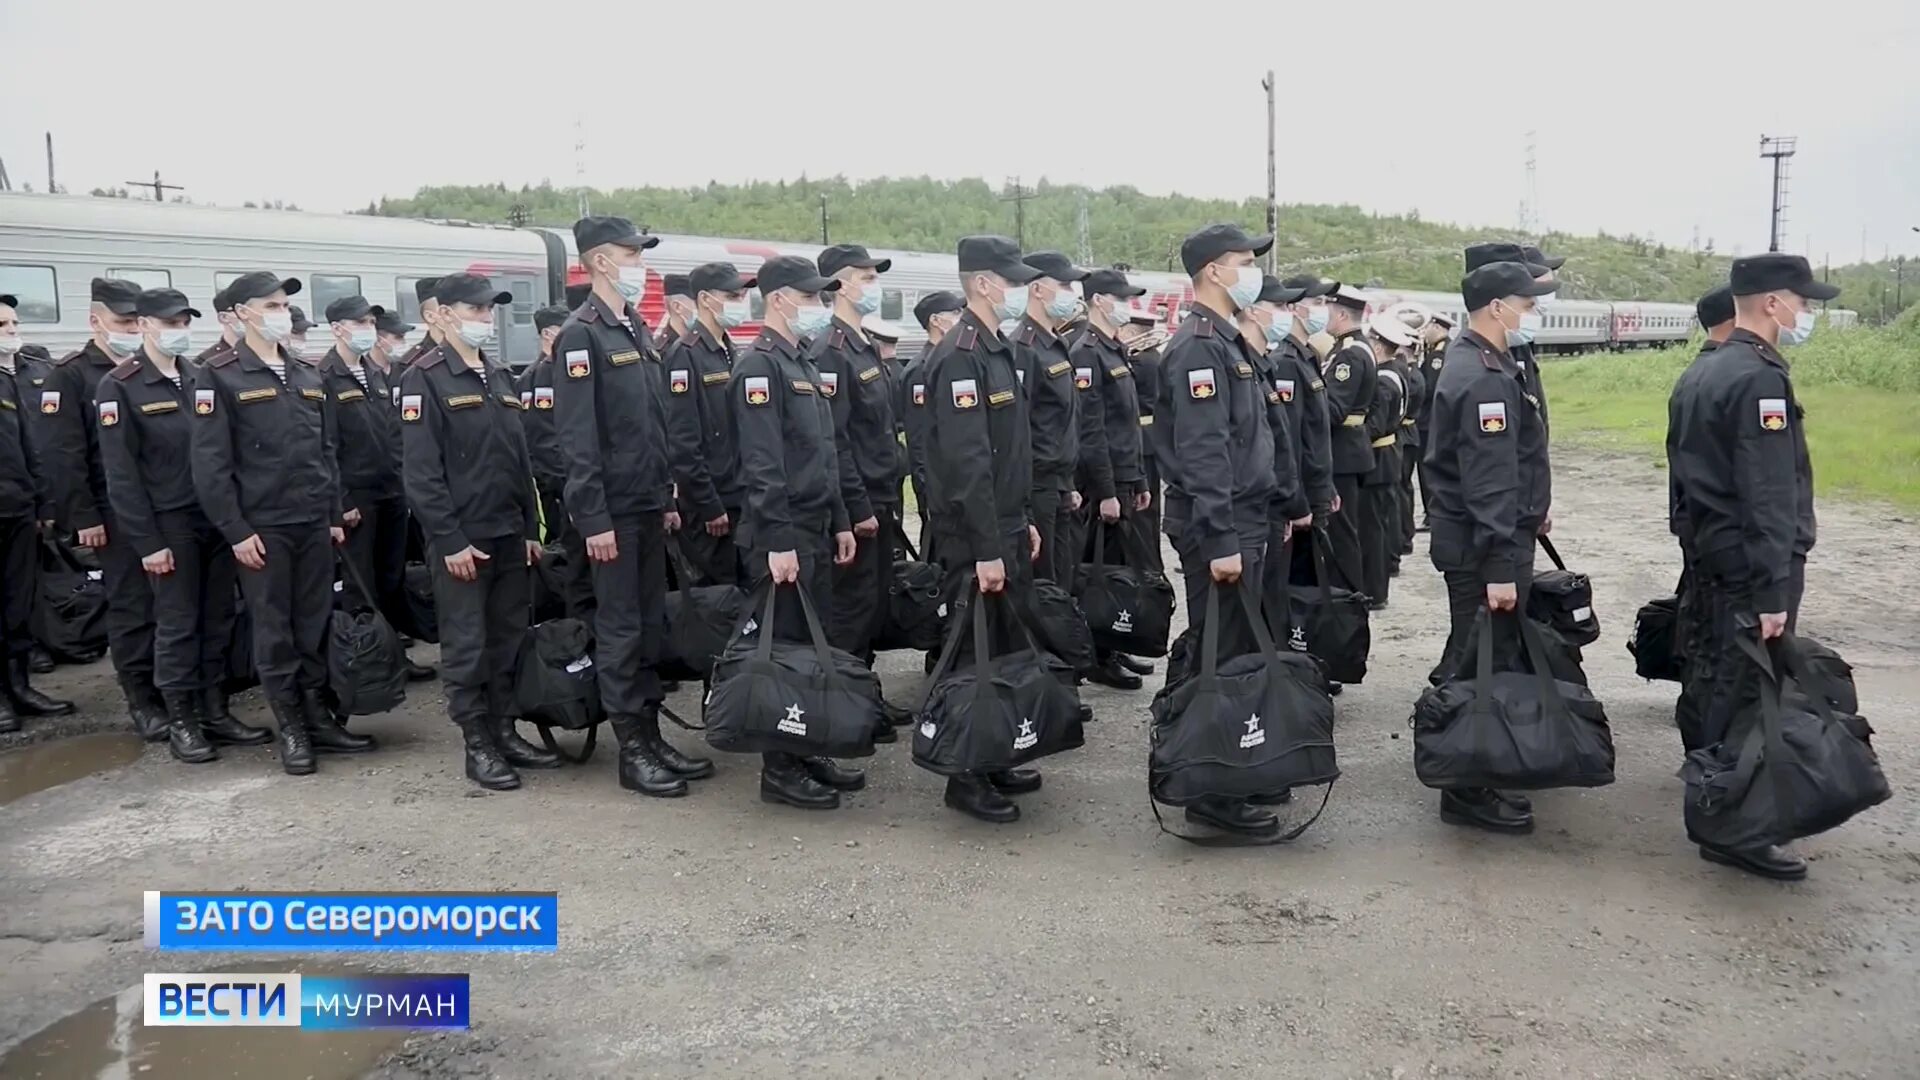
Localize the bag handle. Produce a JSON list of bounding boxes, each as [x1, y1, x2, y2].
[[1731, 631, 1802, 840], [1149, 783, 1336, 847], [915, 582, 1037, 715], [916, 584, 973, 714], [892, 515, 921, 563], [1467, 608, 1568, 718], [335, 551, 382, 615], [1092, 514, 1156, 575], [1536, 533, 1568, 573], [1309, 525, 1338, 608], [665, 533, 704, 592], [42, 534, 88, 574]]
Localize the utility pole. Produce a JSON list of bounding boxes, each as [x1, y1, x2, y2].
[[1262, 70, 1277, 273], [1898, 256, 1906, 314], [124, 170, 183, 202], [573, 115, 589, 219], [45, 132, 55, 193], [1075, 190, 1092, 266], [1759, 134, 1797, 253], [1001, 176, 1034, 248], [819, 194, 829, 245], [1520, 131, 1539, 236]]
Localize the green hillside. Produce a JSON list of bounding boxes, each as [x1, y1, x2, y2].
[[368, 176, 1894, 314]]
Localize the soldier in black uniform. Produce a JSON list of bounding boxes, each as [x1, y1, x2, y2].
[[37, 277, 164, 736], [194, 285, 244, 366], [518, 303, 595, 618], [1390, 307, 1430, 563], [1012, 252, 1086, 601], [1666, 284, 1736, 753], [660, 274, 696, 347], [191, 272, 358, 775], [1464, 244, 1555, 431], [400, 274, 555, 789], [1667, 256, 1833, 881], [732, 255, 864, 809], [1413, 312, 1453, 530], [554, 216, 711, 799], [1274, 275, 1337, 598], [99, 288, 263, 760], [1319, 284, 1375, 597], [664, 263, 752, 587], [0, 295, 72, 732], [1243, 277, 1322, 641], [1117, 306, 1167, 572], [901, 290, 965, 547], [399, 278, 443, 367], [287, 306, 317, 362], [375, 308, 415, 372], [1422, 261, 1557, 834], [1361, 309, 1413, 604]]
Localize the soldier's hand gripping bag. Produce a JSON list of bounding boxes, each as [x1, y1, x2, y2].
[[912, 589, 1086, 776], [513, 615, 603, 732], [660, 538, 746, 681], [1681, 635, 1888, 850], [1528, 535, 1600, 647], [1149, 580, 1337, 814], [31, 535, 107, 663], [703, 582, 881, 759], [1412, 609, 1616, 791], [1078, 523, 1175, 657], [1463, 612, 1589, 686], [327, 558, 408, 716], [1284, 530, 1371, 684], [1025, 579, 1097, 678], [1628, 594, 1684, 683]]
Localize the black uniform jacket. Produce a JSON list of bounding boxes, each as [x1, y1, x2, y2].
[[809, 316, 899, 523], [0, 361, 49, 521], [552, 293, 673, 537], [1150, 303, 1277, 563], [398, 345, 539, 557], [1243, 335, 1308, 523], [1323, 329, 1378, 477], [317, 348, 402, 510], [515, 352, 566, 495], [97, 352, 208, 557], [731, 327, 848, 553], [922, 309, 1033, 563], [34, 341, 119, 531], [1421, 329, 1549, 584], [1013, 315, 1079, 488], [664, 321, 744, 522], [1365, 353, 1406, 487], [1068, 324, 1143, 501], [191, 342, 344, 545], [1275, 334, 1334, 509]]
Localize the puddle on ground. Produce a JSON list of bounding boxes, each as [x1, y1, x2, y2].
[[0, 974, 410, 1080], [0, 733, 144, 807]]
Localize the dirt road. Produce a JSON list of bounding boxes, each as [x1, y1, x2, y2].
[[2, 447, 1915, 1080]]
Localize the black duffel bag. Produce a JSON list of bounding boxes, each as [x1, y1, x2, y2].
[[1462, 612, 1588, 686], [703, 582, 882, 759], [528, 542, 571, 624], [1628, 594, 1684, 683], [1077, 523, 1175, 658], [660, 539, 747, 682], [1284, 530, 1371, 685], [327, 557, 408, 716], [32, 536, 107, 663], [912, 589, 1086, 777], [1794, 636, 1859, 716], [1024, 579, 1097, 678], [1413, 609, 1616, 791], [1681, 635, 1889, 850], [392, 561, 439, 645], [1149, 580, 1337, 844], [513, 614, 604, 764], [1528, 535, 1600, 647], [874, 524, 945, 653]]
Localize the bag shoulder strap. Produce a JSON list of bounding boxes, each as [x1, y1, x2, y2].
[[1150, 784, 1335, 847], [1536, 533, 1568, 572]]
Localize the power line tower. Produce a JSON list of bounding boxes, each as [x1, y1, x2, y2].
[[573, 115, 590, 219], [1001, 176, 1035, 248], [1262, 70, 1277, 273], [1518, 131, 1539, 236], [1075, 190, 1092, 266], [125, 170, 184, 202], [1759, 134, 1797, 253]]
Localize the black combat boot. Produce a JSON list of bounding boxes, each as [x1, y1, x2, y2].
[[880, 698, 914, 727], [1439, 788, 1534, 833], [944, 773, 1019, 823], [638, 705, 712, 779], [300, 689, 377, 753], [29, 644, 54, 674], [610, 714, 688, 797], [986, 768, 1042, 794], [801, 756, 865, 791], [760, 752, 839, 809], [269, 696, 316, 776], [404, 657, 437, 682], [493, 714, 563, 770], [1185, 797, 1280, 836], [0, 693, 18, 734], [869, 711, 897, 744], [125, 678, 169, 742], [160, 690, 218, 764], [200, 686, 272, 746], [1699, 843, 1808, 881], [1113, 654, 1156, 677], [9, 656, 74, 716], [1087, 654, 1143, 691], [457, 716, 519, 791]]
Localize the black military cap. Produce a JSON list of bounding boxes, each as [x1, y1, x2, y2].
[[689, 261, 755, 295], [1462, 261, 1559, 312], [413, 277, 442, 304], [1257, 275, 1307, 306], [533, 304, 570, 332], [1179, 224, 1273, 277], [1520, 244, 1566, 271], [1464, 242, 1548, 277], [0, 293, 17, 309], [323, 296, 384, 323], [210, 284, 237, 313], [957, 235, 1041, 284], [135, 288, 200, 320], [1082, 269, 1145, 300], [573, 215, 659, 253], [663, 274, 693, 298], [224, 271, 302, 306], [374, 309, 415, 336], [819, 244, 893, 277], [912, 290, 965, 329], [434, 274, 514, 307], [1730, 253, 1840, 300], [289, 306, 315, 334], [90, 277, 144, 316], [1280, 274, 1339, 299], [1695, 284, 1735, 328], [1023, 251, 1089, 284], [756, 255, 840, 296]]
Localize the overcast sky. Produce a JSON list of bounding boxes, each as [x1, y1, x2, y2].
[[4, 0, 1915, 264]]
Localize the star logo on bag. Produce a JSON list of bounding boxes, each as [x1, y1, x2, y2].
[[777, 702, 808, 736], [1239, 712, 1267, 750], [1112, 609, 1132, 633], [1013, 716, 1037, 751], [1288, 625, 1306, 651]]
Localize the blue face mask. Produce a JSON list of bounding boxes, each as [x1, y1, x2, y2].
[[1223, 265, 1263, 310], [347, 327, 378, 355], [1264, 311, 1294, 345], [852, 280, 883, 316], [792, 303, 833, 339], [1775, 305, 1816, 346], [1045, 285, 1078, 320], [995, 285, 1030, 322], [458, 320, 495, 348], [1303, 305, 1330, 336]]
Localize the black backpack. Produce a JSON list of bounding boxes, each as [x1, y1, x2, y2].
[[32, 536, 107, 663], [1149, 580, 1337, 845], [1412, 609, 1616, 791], [703, 582, 882, 759], [912, 589, 1086, 777], [1284, 530, 1371, 684], [326, 557, 408, 716], [1024, 579, 1097, 678], [513, 615, 605, 764], [1528, 536, 1600, 647], [1077, 523, 1175, 657], [873, 525, 945, 653], [660, 539, 747, 682], [1681, 634, 1888, 850], [1627, 594, 1684, 683]]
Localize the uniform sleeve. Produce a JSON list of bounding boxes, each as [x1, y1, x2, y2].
[[552, 324, 614, 538], [1733, 367, 1799, 612], [189, 367, 253, 546], [1299, 361, 1336, 508], [1456, 378, 1524, 583], [663, 343, 722, 522], [36, 363, 102, 531], [1267, 384, 1307, 522], [817, 343, 872, 525], [927, 351, 999, 563], [732, 351, 797, 552], [16, 378, 51, 520], [320, 382, 346, 527], [399, 367, 471, 558], [509, 374, 540, 540], [1105, 352, 1144, 493], [1167, 340, 1237, 563], [1321, 344, 1371, 429], [1072, 339, 1114, 501], [1365, 363, 1399, 442], [96, 380, 162, 559]]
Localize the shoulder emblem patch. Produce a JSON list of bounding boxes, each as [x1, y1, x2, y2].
[[744, 376, 770, 406], [1333, 362, 1351, 382], [520, 390, 533, 409], [1478, 401, 1507, 434], [533, 387, 554, 410], [1187, 368, 1216, 399], [39, 390, 60, 415], [911, 383, 925, 407], [565, 350, 590, 378], [1758, 397, 1788, 431], [98, 400, 120, 426], [1277, 379, 1295, 402], [1073, 367, 1093, 390], [951, 378, 979, 409], [819, 371, 839, 398], [195, 389, 215, 415], [669, 369, 690, 394], [400, 394, 422, 422]]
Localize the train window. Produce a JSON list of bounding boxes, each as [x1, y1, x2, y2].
[[881, 288, 903, 321], [214, 271, 248, 296], [0, 265, 58, 323], [509, 280, 533, 326], [394, 278, 425, 323], [309, 275, 361, 324], [109, 267, 172, 290]]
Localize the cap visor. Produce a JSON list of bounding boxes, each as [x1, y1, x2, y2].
[[858, 257, 893, 273], [1518, 278, 1559, 297], [1100, 282, 1148, 299], [102, 301, 140, 316], [490, 290, 514, 305], [999, 262, 1043, 285], [609, 233, 661, 250], [1302, 280, 1338, 299], [1797, 280, 1841, 301], [1250, 234, 1275, 258], [1273, 287, 1308, 304], [1541, 255, 1567, 270], [150, 302, 200, 319], [280, 278, 303, 297]]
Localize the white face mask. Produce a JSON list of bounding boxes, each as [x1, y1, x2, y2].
[[105, 330, 144, 357], [718, 299, 750, 329], [0, 334, 23, 356], [157, 328, 194, 356], [253, 311, 294, 343], [614, 263, 648, 301]]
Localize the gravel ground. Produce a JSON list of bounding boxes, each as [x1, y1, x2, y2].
[[1, 446, 1916, 1080]]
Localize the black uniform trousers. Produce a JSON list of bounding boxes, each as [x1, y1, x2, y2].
[[1429, 546, 1538, 686], [1672, 560, 1704, 751], [676, 498, 742, 588], [1326, 473, 1367, 596], [237, 523, 333, 704], [537, 486, 596, 618], [1173, 532, 1268, 666], [1415, 446, 1435, 527], [1397, 443, 1419, 552], [0, 515, 35, 662], [1260, 521, 1294, 646], [588, 516, 668, 718], [342, 493, 408, 621], [98, 516, 156, 687], [1132, 458, 1165, 574], [1360, 466, 1398, 604], [934, 525, 1034, 669], [149, 511, 237, 694], [831, 498, 893, 658], [1029, 481, 1073, 587], [1685, 556, 1806, 753], [430, 533, 529, 725]]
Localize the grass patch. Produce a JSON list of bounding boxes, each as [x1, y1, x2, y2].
[[1543, 322, 1920, 511]]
